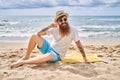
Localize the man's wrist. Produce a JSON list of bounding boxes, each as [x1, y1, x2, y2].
[[83, 56, 86, 58], [48, 25, 51, 29]]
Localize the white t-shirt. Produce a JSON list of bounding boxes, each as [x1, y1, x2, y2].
[[47, 26, 79, 59]]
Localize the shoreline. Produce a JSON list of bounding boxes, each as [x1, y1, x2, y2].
[[0, 36, 119, 46]]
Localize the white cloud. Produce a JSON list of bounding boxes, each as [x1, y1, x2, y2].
[[102, 0, 118, 4], [0, 0, 120, 9], [79, 0, 93, 5]]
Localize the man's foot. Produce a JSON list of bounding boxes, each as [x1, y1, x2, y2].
[[10, 56, 29, 69], [10, 60, 24, 69]]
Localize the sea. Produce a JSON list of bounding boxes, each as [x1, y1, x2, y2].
[[0, 16, 120, 44]]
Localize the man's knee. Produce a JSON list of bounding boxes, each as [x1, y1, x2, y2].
[[31, 34, 42, 42], [31, 34, 44, 47]]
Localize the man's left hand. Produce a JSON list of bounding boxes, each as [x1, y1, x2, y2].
[[83, 58, 90, 64]]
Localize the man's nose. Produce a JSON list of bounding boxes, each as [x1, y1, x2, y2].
[[62, 20, 65, 23], [61, 20, 65, 23]]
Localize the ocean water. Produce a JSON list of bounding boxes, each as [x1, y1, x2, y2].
[[0, 16, 120, 43]]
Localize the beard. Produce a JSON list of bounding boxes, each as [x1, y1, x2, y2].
[[59, 22, 70, 37]]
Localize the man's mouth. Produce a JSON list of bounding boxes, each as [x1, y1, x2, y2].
[[62, 23, 66, 26]]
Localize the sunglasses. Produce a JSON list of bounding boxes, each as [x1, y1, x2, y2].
[[58, 18, 67, 23]]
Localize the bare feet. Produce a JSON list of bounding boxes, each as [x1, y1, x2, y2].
[[10, 59, 25, 69], [10, 56, 29, 69]]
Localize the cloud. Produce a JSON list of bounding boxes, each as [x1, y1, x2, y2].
[[0, 0, 120, 9]]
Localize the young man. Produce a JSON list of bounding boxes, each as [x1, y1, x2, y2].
[[11, 10, 88, 68]]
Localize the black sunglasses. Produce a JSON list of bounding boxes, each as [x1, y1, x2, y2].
[[58, 18, 67, 23]]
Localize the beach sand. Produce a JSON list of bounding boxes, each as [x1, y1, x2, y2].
[[0, 41, 120, 80]]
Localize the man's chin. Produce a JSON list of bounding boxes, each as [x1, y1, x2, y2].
[[62, 26, 67, 29], [61, 24, 67, 28]]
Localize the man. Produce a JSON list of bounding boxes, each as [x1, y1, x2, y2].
[[11, 10, 88, 68]]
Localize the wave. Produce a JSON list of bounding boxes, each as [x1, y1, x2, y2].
[[0, 20, 20, 26], [75, 25, 120, 38], [78, 31, 120, 38], [1, 30, 120, 39], [0, 33, 33, 37], [79, 25, 120, 28], [87, 18, 120, 21], [0, 25, 120, 37], [77, 25, 120, 33]]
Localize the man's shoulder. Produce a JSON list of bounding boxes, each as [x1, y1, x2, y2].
[[70, 26, 77, 31]]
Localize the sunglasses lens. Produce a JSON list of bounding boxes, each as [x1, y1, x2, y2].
[[59, 19, 62, 22], [64, 18, 67, 22], [59, 18, 67, 23]]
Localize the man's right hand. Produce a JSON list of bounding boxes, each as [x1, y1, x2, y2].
[[48, 23, 57, 28]]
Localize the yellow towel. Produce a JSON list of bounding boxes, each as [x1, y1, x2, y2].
[[62, 53, 103, 63]]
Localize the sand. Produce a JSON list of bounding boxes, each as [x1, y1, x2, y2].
[[0, 42, 120, 80]]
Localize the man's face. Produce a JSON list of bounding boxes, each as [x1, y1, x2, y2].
[[57, 16, 68, 29]]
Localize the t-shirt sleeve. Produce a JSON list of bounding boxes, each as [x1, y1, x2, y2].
[[72, 27, 80, 42]]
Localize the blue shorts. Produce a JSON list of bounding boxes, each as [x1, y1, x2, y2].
[[37, 39, 61, 63]]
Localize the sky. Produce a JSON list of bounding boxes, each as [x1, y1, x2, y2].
[[0, 0, 120, 16]]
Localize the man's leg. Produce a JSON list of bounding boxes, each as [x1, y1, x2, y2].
[[21, 34, 44, 60], [11, 53, 54, 68], [10, 34, 45, 68]]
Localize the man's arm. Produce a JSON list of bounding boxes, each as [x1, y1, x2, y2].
[[75, 40, 89, 63], [37, 23, 57, 37], [37, 26, 50, 37]]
